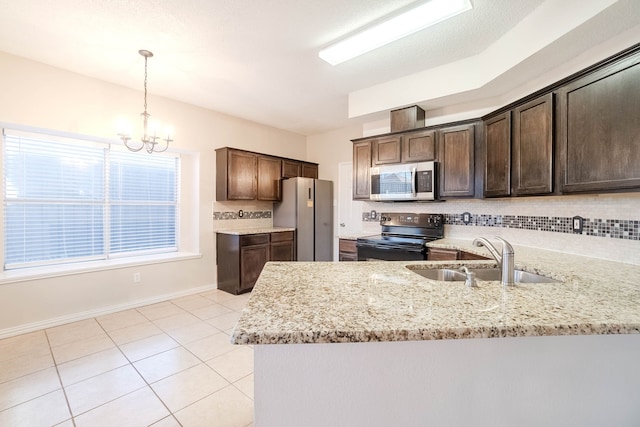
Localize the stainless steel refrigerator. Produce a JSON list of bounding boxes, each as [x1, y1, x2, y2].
[[273, 177, 333, 261]]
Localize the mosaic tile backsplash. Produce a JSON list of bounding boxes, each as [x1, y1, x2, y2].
[[213, 210, 272, 220], [362, 211, 639, 241]]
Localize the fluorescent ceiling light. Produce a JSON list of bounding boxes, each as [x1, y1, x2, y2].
[[319, 0, 473, 65]]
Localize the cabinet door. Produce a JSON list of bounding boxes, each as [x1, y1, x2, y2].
[[402, 129, 436, 162], [282, 160, 301, 178], [227, 150, 257, 200], [301, 163, 319, 179], [271, 241, 294, 261], [438, 124, 475, 197], [512, 93, 553, 196], [271, 231, 295, 261], [557, 55, 640, 193], [484, 111, 512, 197], [257, 155, 282, 201], [371, 135, 402, 165], [352, 140, 372, 200], [240, 243, 269, 292]]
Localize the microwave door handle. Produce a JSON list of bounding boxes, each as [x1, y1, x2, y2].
[[411, 167, 417, 195]]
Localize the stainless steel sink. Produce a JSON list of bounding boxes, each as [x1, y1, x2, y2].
[[469, 268, 560, 283], [408, 267, 560, 283], [410, 268, 466, 281]]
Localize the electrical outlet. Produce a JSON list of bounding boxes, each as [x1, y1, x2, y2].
[[462, 212, 472, 225], [572, 216, 583, 234], [238, 209, 244, 218], [370, 210, 377, 220], [133, 272, 141, 283]]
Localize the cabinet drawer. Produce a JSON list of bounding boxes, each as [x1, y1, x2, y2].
[[271, 231, 294, 242], [339, 239, 357, 253], [240, 234, 270, 246], [428, 248, 460, 261]]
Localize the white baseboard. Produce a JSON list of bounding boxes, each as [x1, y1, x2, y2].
[[0, 283, 217, 340]]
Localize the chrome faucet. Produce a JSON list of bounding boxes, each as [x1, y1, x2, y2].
[[472, 237, 515, 286]]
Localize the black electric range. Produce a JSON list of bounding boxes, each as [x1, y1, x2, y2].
[[356, 213, 444, 261]]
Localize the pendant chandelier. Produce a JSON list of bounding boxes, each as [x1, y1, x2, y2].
[[118, 49, 173, 153]]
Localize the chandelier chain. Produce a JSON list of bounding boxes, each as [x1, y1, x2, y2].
[[143, 55, 148, 114]]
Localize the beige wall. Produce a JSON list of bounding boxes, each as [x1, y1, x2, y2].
[[0, 51, 306, 335]]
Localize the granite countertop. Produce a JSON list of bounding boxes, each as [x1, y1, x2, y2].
[[232, 238, 640, 345], [337, 231, 378, 240], [216, 227, 295, 235]]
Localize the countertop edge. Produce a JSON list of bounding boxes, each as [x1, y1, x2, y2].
[[216, 227, 295, 235], [232, 324, 640, 345]]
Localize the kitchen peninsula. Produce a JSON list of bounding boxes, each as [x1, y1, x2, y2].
[[232, 240, 640, 426]]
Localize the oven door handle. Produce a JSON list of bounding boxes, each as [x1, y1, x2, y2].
[[357, 242, 424, 253], [411, 167, 417, 195]]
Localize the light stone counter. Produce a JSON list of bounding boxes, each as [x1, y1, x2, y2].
[[232, 239, 640, 344], [215, 226, 295, 235], [336, 231, 378, 240]]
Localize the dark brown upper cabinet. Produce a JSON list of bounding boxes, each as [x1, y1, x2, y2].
[[216, 147, 318, 201], [301, 163, 319, 179], [512, 93, 554, 196], [353, 140, 372, 200], [216, 147, 257, 201], [371, 135, 402, 165], [402, 129, 436, 163], [282, 159, 318, 179], [557, 52, 640, 193], [484, 111, 512, 197], [282, 159, 301, 178], [360, 129, 436, 168], [257, 155, 282, 201], [438, 124, 475, 198]]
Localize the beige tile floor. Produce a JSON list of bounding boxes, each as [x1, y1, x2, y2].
[[0, 289, 254, 427]]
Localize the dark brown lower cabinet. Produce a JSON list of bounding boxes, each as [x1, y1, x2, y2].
[[217, 231, 295, 294], [270, 231, 295, 261], [427, 247, 489, 261], [338, 239, 357, 261]]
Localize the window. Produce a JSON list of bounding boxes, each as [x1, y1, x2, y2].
[[2, 129, 180, 270]]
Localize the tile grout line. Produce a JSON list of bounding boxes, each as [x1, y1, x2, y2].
[[43, 329, 77, 427]]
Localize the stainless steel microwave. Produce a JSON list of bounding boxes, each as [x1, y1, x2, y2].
[[370, 161, 436, 201]]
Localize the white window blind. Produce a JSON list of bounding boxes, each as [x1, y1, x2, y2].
[[2, 129, 179, 270]]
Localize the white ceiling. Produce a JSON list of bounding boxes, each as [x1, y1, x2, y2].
[[0, 0, 638, 136]]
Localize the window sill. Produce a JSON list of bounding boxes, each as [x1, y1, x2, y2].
[[0, 252, 202, 285]]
